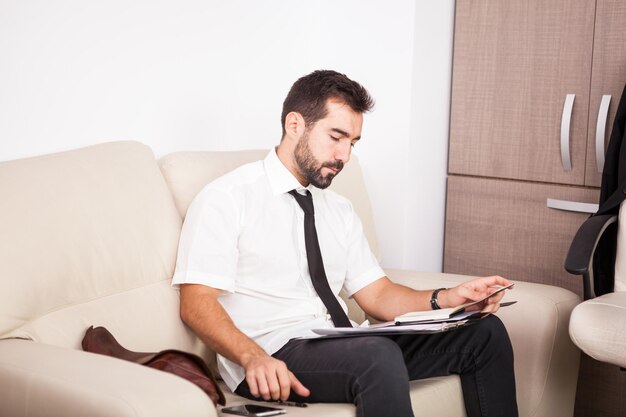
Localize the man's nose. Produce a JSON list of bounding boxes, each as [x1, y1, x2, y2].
[[334, 140, 351, 164]]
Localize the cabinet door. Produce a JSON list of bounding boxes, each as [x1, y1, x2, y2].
[[584, 0, 626, 186], [449, 0, 596, 185], [443, 176, 599, 296]]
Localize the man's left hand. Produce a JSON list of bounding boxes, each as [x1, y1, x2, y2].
[[438, 275, 513, 314]]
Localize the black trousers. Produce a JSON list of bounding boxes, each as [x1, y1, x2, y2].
[[236, 315, 518, 417]]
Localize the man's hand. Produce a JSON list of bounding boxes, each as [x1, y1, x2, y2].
[[438, 275, 513, 314], [180, 284, 310, 401], [241, 353, 310, 401]]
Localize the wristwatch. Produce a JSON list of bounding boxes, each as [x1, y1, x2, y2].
[[430, 288, 446, 310]]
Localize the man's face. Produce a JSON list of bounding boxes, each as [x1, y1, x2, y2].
[[293, 100, 363, 189]]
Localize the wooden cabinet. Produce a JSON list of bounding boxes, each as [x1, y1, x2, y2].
[[445, 1, 626, 416]]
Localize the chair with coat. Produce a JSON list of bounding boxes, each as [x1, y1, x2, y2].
[[566, 83, 626, 369]]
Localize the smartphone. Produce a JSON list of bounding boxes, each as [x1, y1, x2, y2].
[[221, 404, 287, 416]]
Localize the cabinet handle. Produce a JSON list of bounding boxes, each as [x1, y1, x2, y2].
[[595, 95, 611, 173], [560, 94, 575, 172], [546, 198, 598, 214]]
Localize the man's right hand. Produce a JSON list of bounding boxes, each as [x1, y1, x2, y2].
[[179, 284, 310, 402], [241, 353, 310, 401]]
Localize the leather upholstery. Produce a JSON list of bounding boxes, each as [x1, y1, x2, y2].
[[569, 292, 626, 368]]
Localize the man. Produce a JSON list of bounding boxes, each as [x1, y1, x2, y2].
[[173, 70, 518, 417]]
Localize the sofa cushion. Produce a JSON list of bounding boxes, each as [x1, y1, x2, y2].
[[0, 338, 217, 417], [0, 141, 183, 347], [217, 375, 466, 417], [569, 291, 626, 368], [5, 280, 210, 359]]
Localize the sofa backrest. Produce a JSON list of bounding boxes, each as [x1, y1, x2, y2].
[[158, 149, 380, 323], [0, 142, 380, 355], [0, 142, 197, 352]]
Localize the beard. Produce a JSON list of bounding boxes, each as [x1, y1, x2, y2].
[[294, 132, 344, 189]]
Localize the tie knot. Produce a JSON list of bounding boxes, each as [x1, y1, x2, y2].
[[289, 189, 314, 215]]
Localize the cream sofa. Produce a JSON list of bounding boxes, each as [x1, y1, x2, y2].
[[0, 141, 581, 417]]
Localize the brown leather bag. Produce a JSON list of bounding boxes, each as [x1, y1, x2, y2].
[[82, 326, 225, 406]]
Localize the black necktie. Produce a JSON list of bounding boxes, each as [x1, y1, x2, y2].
[[289, 189, 352, 328]]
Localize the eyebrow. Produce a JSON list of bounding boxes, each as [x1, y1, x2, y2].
[[331, 128, 361, 141]]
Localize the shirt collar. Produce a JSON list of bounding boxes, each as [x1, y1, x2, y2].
[[264, 148, 314, 196]]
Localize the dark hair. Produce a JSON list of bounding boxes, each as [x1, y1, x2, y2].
[[281, 70, 374, 136]]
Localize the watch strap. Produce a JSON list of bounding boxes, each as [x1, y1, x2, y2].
[[430, 287, 446, 310]]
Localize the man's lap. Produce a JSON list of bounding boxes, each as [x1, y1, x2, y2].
[[236, 315, 510, 403]]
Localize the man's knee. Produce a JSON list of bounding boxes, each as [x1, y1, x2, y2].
[[350, 337, 409, 382], [478, 315, 511, 342], [472, 315, 514, 363]]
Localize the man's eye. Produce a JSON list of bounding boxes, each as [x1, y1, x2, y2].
[[330, 136, 340, 141]]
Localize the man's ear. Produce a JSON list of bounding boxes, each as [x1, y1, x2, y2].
[[284, 111, 306, 141]]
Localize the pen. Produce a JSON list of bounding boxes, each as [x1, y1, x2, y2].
[[499, 301, 517, 307]]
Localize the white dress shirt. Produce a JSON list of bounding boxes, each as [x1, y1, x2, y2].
[[172, 149, 385, 391]]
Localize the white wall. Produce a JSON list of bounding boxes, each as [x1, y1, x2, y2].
[[0, 0, 454, 272]]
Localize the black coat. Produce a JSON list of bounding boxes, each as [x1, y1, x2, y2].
[[593, 83, 626, 295]]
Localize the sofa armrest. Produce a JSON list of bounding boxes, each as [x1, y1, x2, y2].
[[0, 339, 217, 417], [384, 269, 581, 417]]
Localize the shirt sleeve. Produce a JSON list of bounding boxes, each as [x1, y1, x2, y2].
[[171, 185, 240, 292], [342, 201, 386, 297]]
